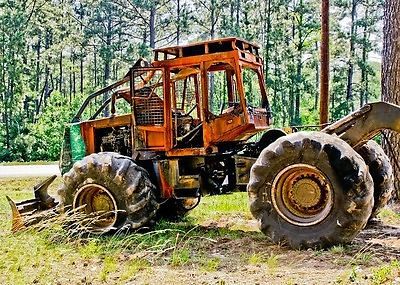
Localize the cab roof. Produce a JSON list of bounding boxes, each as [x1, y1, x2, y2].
[[153, 37, 261, 62]]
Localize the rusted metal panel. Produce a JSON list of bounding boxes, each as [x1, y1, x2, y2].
[[135, 127, 165, 149], [164, 68, 173, 151], [154, 160, 175, 199], [154, 159, 201, 199], [80, 115, 132, 155]]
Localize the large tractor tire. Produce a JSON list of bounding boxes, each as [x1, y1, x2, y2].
[[357, 140, 394, 218], [58, 152, 159, 233], [248, 132, 374, 248]]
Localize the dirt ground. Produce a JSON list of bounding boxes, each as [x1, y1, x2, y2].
[[54, 215, 399, 285], [1, 178, 399, 285], [118, 219, 400, 285]]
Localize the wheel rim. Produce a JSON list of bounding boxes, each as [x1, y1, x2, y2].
[[271, 164, 334, 226], [73, 184, 118, 231]]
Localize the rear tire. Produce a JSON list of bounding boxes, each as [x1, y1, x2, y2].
[[357, 140, 394, 218], [248, 132, 374, 248], [58, 152, 159, 233]]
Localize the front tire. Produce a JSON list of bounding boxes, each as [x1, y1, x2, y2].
[[58, 152, 159, 233], [248, 132, 374, 248]]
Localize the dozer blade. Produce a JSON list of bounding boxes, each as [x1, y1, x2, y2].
[[6, 195, 25, 233], [7, 175, 59, 233]]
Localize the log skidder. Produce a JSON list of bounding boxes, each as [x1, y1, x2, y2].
[[248, 132, 374, 248], [7, 39, 400, 250]]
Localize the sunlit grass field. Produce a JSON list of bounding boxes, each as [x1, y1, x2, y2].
[[0, 178, 260, 284], [0, 177, 399, 284]]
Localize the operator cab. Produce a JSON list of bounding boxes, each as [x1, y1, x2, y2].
[[72, 38, 272, 159], [152, 37, 272, 155]]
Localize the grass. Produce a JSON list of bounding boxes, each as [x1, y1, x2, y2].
[[170, 248, 191, 266], [371, 260, 400, 284], [0, 177, 399, 284], [248, 252, 264, 265], [190, 192, 252, 220], [329, 245, 346, 255], [120, 258, 150, 281], [99, 256, 118, 281], [200, 257, 221, 272], [378, 207, 400, 224], [265, 253, 279, 271], [0, 177, 257, 284], [350, 252, 374, 266]]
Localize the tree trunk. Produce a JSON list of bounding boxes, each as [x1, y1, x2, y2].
[[59, 51, 63, 94], [80, 2, 84, 94], [288, 13, 295, 125], [360, 0, 370, 108], [72, 53, 76, 97], [35, 33, 41, 92], [294, 0, 303, 125], [150, 5, 156, 48], [94, 47, 97, 88], [210, 0, 216, 39], [236, 0, 240, 29], [264, 0, 271, 82], [176, 0, 180, 45], [346, 0, 358, 111], [382, 0, 400, 199], [80, 52, 84, 94], [314, 42, 319, 110], [104, 18, 111, 87], [69, 66, 72, 103], [360, 28, 368, 108]]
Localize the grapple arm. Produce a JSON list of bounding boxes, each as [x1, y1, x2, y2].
[[323, 102, 400, 148]]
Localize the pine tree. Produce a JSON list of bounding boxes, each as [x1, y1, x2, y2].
[[382, 0, 400, 198]]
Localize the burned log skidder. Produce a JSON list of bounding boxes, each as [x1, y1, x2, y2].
[[9, 38, 399, 248]]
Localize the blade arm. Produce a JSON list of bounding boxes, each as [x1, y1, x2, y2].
[[323, 102, 400, 148]]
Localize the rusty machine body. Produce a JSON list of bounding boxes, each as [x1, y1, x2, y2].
[[9, 38, 400, 248], [66, 37, 271, 198]]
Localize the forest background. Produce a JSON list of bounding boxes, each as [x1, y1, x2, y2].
[[0, 0, 383, 162]]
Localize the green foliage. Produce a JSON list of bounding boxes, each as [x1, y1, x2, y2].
[[3, 92, 82, 161], [0, 0, 384, 162]]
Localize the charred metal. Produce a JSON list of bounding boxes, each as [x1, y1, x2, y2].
[[7, 37, 400, 249]]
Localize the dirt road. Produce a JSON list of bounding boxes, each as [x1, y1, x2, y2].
[[0, 164, 60, 178]]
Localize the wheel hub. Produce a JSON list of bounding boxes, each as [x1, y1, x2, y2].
[[290, 178, 321, 208], [271, 164, 334, 226], [73, 184, 118, 232]]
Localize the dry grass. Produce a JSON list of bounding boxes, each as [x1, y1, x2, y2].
[[0, 177, 399, 284]]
